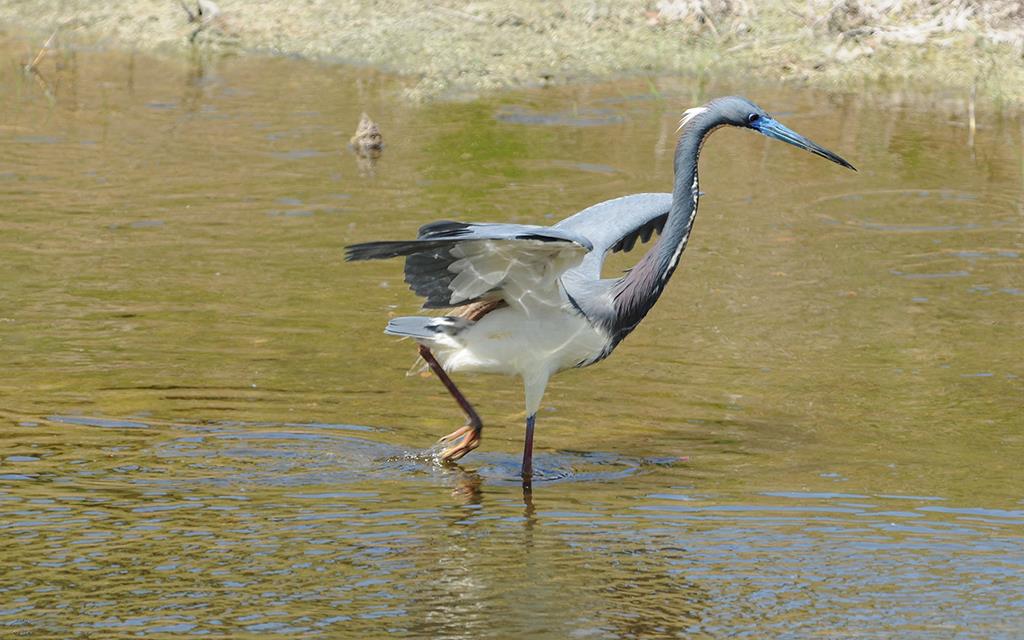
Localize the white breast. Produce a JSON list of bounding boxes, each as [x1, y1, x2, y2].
[[440, 307, 608, 379]]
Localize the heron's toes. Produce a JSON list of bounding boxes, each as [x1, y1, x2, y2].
[[438, 425, 473, 444], [438, 429, 481, 462]]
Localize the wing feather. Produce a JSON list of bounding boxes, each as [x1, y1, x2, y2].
[[346, 222, 591, 311], [555, 192, 672, 280], [347, 194, 673, 311]]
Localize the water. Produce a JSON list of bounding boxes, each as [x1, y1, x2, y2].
[[1, 34, 1023, 638]]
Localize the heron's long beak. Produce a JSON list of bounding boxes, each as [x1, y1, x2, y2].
[[755, 118, 856, 171]]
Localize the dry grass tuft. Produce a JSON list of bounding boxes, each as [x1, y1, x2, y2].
[[821, 0, 1024, 49], [2, 0, 1023, 105]]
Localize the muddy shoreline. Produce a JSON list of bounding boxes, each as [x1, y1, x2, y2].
[[2, 0, 1022, 108]]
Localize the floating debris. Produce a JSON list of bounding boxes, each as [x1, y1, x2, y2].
[[349, 112, 384, 158], [20, 23, 80, 100], [23, 28, 58, 75]]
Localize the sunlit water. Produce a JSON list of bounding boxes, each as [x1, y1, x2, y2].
[[1, 32, 1022, 638]]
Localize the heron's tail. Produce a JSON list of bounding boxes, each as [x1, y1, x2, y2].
[[384, 316, 472, 341], [386, 316, 471, 375]]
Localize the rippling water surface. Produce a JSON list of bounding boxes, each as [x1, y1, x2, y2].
[[1, 32, 1022, 638]]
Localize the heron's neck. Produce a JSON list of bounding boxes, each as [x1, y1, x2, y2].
[[609, 118, 716, 341]]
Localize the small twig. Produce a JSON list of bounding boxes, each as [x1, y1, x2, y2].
[[967, 80, 977, 149], [838, 26, 875, 43], [698, 9, 720, 40], [177, 0, 197, 22], [432, 4, 486, 25], [805, 0, 847, 30], [26, 28, 59, 71], [23, 63, 55, 103], [724, 34, 799, 53]]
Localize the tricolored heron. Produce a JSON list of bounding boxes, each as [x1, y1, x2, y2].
[[346, 96, 854, 483]]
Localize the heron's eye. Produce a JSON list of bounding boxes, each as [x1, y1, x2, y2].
[[746, 113, 760, 125]]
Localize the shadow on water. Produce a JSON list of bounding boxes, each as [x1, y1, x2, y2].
[[144, 417, 668, 489], [29, 413, 667, 491]]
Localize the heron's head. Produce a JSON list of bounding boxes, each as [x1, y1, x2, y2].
[[682, 96, 856, 171]]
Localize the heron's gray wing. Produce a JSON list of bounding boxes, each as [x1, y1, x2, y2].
[[553, 193, 672, 279], [346, 221, 592, 311]]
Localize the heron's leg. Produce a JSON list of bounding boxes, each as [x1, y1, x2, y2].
[[418, 344, 482, 461], [521, 413, 536, 484]]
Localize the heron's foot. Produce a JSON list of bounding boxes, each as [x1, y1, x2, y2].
[[437, 424, 481, 462]]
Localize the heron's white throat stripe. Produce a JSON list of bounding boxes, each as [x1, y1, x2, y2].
[[662, 175, 699, 281]]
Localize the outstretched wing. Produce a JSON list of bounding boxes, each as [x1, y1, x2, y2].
[[346, 221, 593, 311], [554, 193, 673, 280]]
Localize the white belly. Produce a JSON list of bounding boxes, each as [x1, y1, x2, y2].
[[438, 307, 608, 379]]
